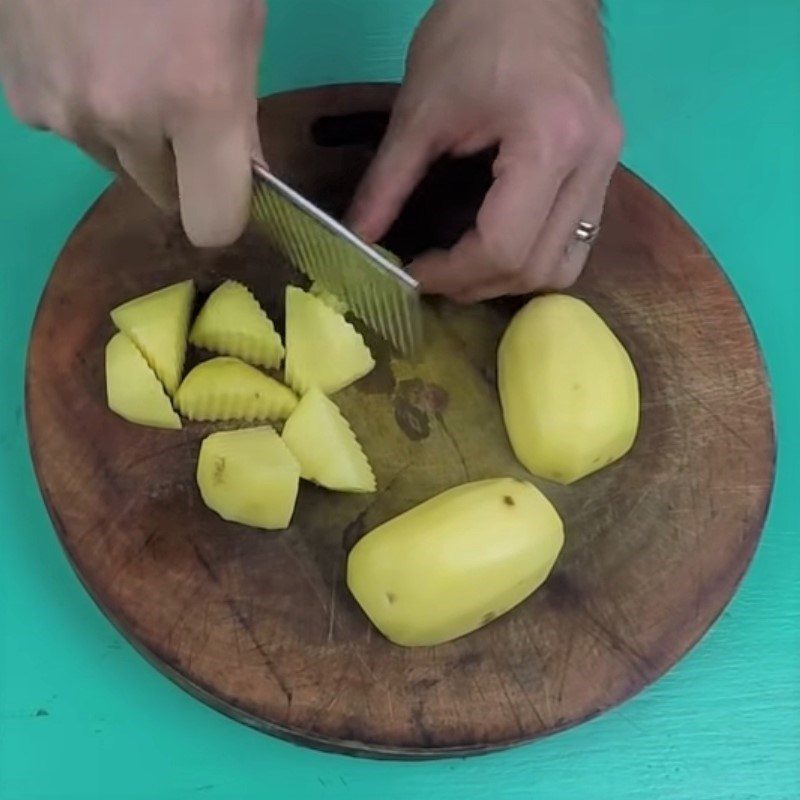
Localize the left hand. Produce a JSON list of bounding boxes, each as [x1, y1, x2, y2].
[[347, 0, 623, 303]]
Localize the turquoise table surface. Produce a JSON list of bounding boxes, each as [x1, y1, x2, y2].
[[1, 1, 798, 798]]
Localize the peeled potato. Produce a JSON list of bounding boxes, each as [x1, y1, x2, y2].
[[282, 388, 375, 493], [105, 332, 182, 429], [190, 280, 284, 368], [175, 357, 298, 422], [347, 478, 564, 647], [197, 426, 300, 530], [498, 293, 640, 484], [110, 279, 195, 395], [284, 286, 374, 395]]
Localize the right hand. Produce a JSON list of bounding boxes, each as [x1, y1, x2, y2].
[[348, 0, 621, 303], [0, 0, 265, 246]]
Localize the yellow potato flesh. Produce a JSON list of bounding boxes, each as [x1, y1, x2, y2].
[[196, 426, 300, 530], [175, 357, 298, 422], [284, 286, 374, 395], [282, 388, 375, 493], [498, 294, 640, 484], [110, 279, 195, 396], [347, 478, 564, 647], [190, 280, 284, 369], [105, 332, 182, 429]]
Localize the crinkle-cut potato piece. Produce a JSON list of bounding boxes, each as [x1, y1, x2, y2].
[[282, 388, 375, 493], [197, 426, 300, 530], [105, 332, 182, 430], [347, 478, 564, 647], [309, 281, 349, 315], [175, 357, 298, 422], [110, 279, 195, 396], [284, 286, 375, 395], [190, 280, 284, 368]]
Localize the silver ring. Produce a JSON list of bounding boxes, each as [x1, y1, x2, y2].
[[574, 220, 600, 246]]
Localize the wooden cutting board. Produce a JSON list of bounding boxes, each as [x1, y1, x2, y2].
[[26, 84, 775, 758]]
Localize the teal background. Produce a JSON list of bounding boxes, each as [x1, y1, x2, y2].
[[1, 1, 798, 798]]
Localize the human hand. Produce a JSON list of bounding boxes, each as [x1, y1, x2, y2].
[[348, 0, 623, 302], [0, 0, 265, 246]]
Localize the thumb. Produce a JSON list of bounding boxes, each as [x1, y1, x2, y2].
[[346, 111, 441, 243], [172, 110, 259, 247]]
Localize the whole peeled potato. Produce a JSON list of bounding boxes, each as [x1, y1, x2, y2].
[[498, 294, 639, 484], [347, 478, 564, 647]]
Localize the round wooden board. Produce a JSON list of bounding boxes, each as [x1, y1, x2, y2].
[[26, 84, 775, 758]]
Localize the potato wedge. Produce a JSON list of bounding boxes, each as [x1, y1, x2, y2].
[[175, 357, 297, 422], [197, 426, 300, 530], [190, 280, 284, 369], [110, 279, 195, 396], [284, 286, 374, 395], [347, 478, 564, 646], [282, 388, 375, 493], [105, 332, 182, 429]]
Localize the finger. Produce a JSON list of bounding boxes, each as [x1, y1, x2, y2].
[[521, 159, 614, 291], [171, 112, 256, 247], [451, 162, 613, 304], [10, 93, 122, 175], [555, 186, 608, 289], [59, 106, 122, 175], [115, 131, 178, 211], [75, 136, 123, 175], [346, 109, 443, 243], [67, 120, 125, 176], [451, 278, 511, 305], [1, 80, 53, 131], [411, 147, 565, 297]]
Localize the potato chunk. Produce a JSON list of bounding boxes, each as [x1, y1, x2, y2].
[[284, 286, 374, 395], [175, 357, 297, 422], [110, 279, 195, 395], [190, 280, 284, 369], [105, 332, 181, 429], [282, 388, 375, 493], [196, 426, 300, 530], [347, 478, 564, 646]]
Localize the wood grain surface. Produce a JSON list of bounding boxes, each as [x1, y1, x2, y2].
[[25, 84, 775, 758]]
